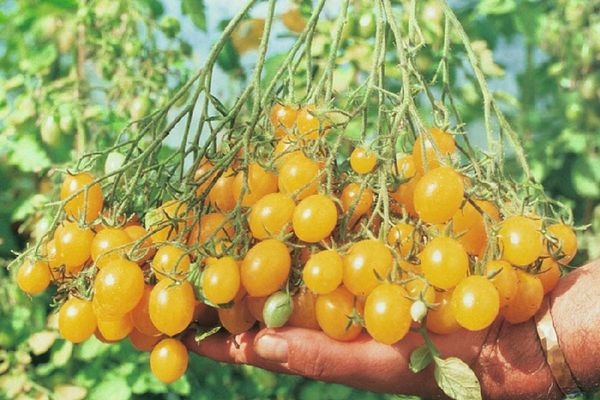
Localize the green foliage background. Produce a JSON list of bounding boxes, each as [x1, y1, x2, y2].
[[0, 0, 598, 399]]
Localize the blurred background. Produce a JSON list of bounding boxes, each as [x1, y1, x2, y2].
[[0, 0, 598, 399]]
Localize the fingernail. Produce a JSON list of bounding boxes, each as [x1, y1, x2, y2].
[[255, 334, 288, 363]]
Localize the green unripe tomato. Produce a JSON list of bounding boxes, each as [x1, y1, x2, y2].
[[262, 292, 293, 328], [40, 115, 60, 146], [105, 151, 126, 175], [129, 96, 151, 120]]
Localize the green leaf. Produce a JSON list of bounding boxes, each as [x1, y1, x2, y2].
[[7, 134, 51, 173], [262, 53, 287, 90], [477, 0, 516, 15], [19, 45, 58, 73], [88, 377, 131, 400], [182, 0, 206, 32], [76, 336, 109, 361], [571, 156, 600, 199], [433, 356, 482, 400], [409, 345, 433, 373], [50, 340, 73, 367]]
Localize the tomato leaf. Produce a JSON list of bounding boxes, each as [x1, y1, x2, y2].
[[434, 356, 482, 400], [181, 0, 206, 32], [409, 345, 433, 373], [571, 156, 600, 199]]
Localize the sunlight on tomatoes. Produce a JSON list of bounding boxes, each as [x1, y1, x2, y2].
[[59, 297, 97, 343], [343, 240, 393, 296], [91, 227, 131, 268], [248, 192, 295, 239], [420, 236, 468, 290], [498, 215, 543, 266], [149, 279, 196, 336], [303, 249, 343, 295], [60, 172, 104, 223], [350, 147, 377, 174], [278, 153, 321, 200], [292, 194, 338, 243], [451, 276, 500, 331], [94, 258, 145, 317], [17, 260, 51, 294], [150, 338, 188, 384], [364, 283, 412, 344], [241, 239, 291, 297], [202, 256, 240, 305], [414, 166, 464, 224]]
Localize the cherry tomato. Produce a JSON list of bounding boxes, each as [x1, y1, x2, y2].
[[498, 215, 543, 266], [241, 239, 291, 297], [91, 228, 131, 268], [350, 147, 377, 174], [218, 291, 256, 334], [46, 239, 62, 276], [288, 287, 320, 330], [451, 276, 500, 331], [270, 103, 298, 138], [503, 271, 543, 324], [248, 192, 295, 239], [537, 258, 561, 294], [405, 278, 436, 304], [303, 249, 343, 295], [58, 297, 97, 343], [201, 256, 240, 305], [124, 225, 155, 264], [343, 239, 393, 296], [150, 338, 188, 384], [149, 279, 196, 336], [412, 127, 456, 174], [54, 222, 94, 273], [420, 236, 468, 290], [147, 200, 191, 244], [486, 260, 518, 308], [340, 183, 373, 224], [94, 258, 145, 317], [129, 329, 162, 352], [292, 194, 338, 243], [452, 200, 498, 256], [247, 296, 268, 322], [131, 285, 161, 337], [16, 260, 51, 294], [263, 291, 293, 328], [232, 163, 278, 207], [208, 170, 236, 212], [60, 172, 104, 223], [387, 222, 418, 257], [315, 287, 362, 341], [546, 223, 577, 263], [278, 153, 321, 200], [414, 166, 464, 224], [426, 290, 460, 335], [273, 136, 301, 170], [97, 312, 134, 341], [296, 105, 330, 140], [194, 160, 216, 197], [152, 245, 191, 280], [390, 174, 420, 217], [188, 212, 233, 252], [364, 283, 412, 344]]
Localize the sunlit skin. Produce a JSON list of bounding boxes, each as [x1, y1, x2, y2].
[[232, 163, 278, 207], [292, 194, 338, 243], [546, 223, 577, 263], [451, 276, 500, 331], [16, 260, 51, 294], [426, 290, 460, 335], [486, 260, 519, 308], [277, 153, 321, 200], [152, 245, 191, 280], [350, 147, 377, 174], [131, 285, 161, 337], [315, 287, 362, 341], [60, 172, 104, 223], [93, 258, 145, 317], [498, 215, 543, 266], [150, 338, 189, 384], [149, 279, 196, 336], [502, 271, 544, 324], [288, 287, 320, 330], [202, 256, 241, 305], [241, 239, 291, 297], [387, 222, 418, 257], [270, 103, 298, 138], [58, 297, 97, 343], [340, 183, 373, 224], [303, 249, 344, 295], [90, 228, 131, 268], [412, 127, 456, 174], [414, 166, 465, 224], [420, 236, 468, 290], [364, 283, 412, 345], [342, 240, 393, 296], [54, 221, 94, 273], [248, 192, 295, 240]]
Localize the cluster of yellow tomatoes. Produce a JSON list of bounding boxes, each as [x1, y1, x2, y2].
[[15, 103, 578, 384]]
